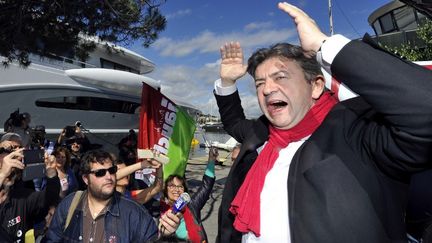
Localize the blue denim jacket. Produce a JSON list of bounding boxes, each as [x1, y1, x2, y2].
[[43, 191, 158, 242]]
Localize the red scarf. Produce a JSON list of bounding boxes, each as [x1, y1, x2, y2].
[[160, 199, 206, 243], [229, 92, 337, 237]]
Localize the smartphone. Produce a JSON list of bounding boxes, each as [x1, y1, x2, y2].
[[23, 149, 45, 165], [46, 141, 55, 156], [22, 149, 46, 181]]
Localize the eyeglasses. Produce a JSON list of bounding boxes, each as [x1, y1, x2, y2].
[[167, 184, 184, 190], [88, 166, 118, 177]]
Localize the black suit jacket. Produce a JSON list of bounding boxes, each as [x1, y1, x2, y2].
[[215, 37, 432, 243]]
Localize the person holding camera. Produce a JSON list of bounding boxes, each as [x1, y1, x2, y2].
[[0, 136, 60, 242], [4, 111, 32, 148]]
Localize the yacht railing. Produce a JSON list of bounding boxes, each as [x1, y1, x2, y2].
[[370, 29, 426, 48], [28, 53, 97, 70]]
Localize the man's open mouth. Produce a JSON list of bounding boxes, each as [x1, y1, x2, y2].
[[267, 100, 288, 112]]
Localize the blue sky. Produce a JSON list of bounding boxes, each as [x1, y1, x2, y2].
[[129, 0, 390, 118]]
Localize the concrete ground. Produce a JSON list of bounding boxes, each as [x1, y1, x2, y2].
[[185, 150, 232, 243]]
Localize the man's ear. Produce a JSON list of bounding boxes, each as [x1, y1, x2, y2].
[[311, 75, 326, 99], [82, 174, 89, 186]]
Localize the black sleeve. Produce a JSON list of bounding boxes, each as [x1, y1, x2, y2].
[[332, 35, 432, 176], [26, 176, 60, 218], [214, 90, 256, 143], [190, 174, 215, 212]]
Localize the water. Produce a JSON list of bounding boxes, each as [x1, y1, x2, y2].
[[189, 130, 232, 158]]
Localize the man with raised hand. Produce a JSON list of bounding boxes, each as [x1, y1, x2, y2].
[[214, 2, 432, 242]]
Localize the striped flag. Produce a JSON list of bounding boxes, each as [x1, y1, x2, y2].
[[138, 83, 196, 179]]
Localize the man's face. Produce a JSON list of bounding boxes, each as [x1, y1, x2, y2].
[[83, 160, 116, 201], [255, 57, 323, 130], [71, 142, 81, 152]]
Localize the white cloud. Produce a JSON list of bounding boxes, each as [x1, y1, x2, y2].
[[148, 21, 297, 119], [165, 9, 192, 20], [238, 92, 262, 118], [244, 21, 273, 32], [149, 60, 263, 118], [152, 28, 297, 57], [149, 63, 218, 106]]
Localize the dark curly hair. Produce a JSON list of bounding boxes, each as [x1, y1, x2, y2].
[[247, 43, 322, 84], [80, 149, 116, 175]]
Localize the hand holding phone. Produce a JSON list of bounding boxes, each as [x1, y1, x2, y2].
[[22, 149, 46, 181]]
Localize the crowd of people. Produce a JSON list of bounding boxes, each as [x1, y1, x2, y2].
[[1, 1, 432, 243], [0, 111, 221, 242]]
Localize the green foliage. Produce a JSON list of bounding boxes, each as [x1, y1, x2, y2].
[[0, 0, 167, 67], [385, 19, 432, 61]]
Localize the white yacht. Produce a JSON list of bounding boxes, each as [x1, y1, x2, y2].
[[0, 38, 200, 149]]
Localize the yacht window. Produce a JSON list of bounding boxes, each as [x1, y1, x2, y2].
[[393, 6, 418, 31], [417, 11, 427, 25], [380, 13, 397, 33], [373, 21, 383, 35], [100, 58, 139, 74], [35, 96, 140, 114]]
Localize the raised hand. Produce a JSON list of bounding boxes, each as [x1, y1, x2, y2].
[[220, 41, 248, 86], [0, 149, 24, 179], [278, 2, 329, 57], [208, 147, 219, 162]]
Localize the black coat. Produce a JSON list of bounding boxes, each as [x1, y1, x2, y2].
[[188, 174, 215, 241], [215, 36, 432, 243]]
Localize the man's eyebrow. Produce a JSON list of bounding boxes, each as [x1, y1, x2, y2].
[[270, 70, 289, 78], [255, 70, 289, 82]]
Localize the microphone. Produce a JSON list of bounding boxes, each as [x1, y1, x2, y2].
[[172, 192, 191, 214], [159, 192, 191, 235]]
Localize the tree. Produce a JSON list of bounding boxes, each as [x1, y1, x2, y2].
[[385, 19, 432, 61], [0, 0, 167, 67]]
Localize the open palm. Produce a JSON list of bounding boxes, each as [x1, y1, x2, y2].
[[220, 42, 248, 85]]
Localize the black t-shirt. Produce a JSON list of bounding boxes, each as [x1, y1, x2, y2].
[[0, 177, 60, 242]]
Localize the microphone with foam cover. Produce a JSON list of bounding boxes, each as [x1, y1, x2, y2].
[[172, 192, 191, 214]]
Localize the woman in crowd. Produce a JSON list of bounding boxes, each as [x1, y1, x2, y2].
[[159, 148, 217, 243], [52, 147, 78, 198]]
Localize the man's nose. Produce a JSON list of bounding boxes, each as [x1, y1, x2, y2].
[[262, 78, 277, 95]]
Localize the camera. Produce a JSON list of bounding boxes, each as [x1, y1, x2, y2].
[[64, 126, 76, 138], [30, 125, 46, 147], [23, 148, 45, 165], [75, 121, 82, 128]]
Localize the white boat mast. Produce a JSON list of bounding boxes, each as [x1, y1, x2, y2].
[[328, 0, 334, 35]]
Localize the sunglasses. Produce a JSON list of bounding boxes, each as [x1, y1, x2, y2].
[[88, 166, 118, 177]]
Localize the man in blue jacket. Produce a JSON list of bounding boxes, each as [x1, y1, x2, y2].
[[44, 149, 180, 242]]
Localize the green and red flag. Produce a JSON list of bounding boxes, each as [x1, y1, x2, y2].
[[138, 82, 196, 179]]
